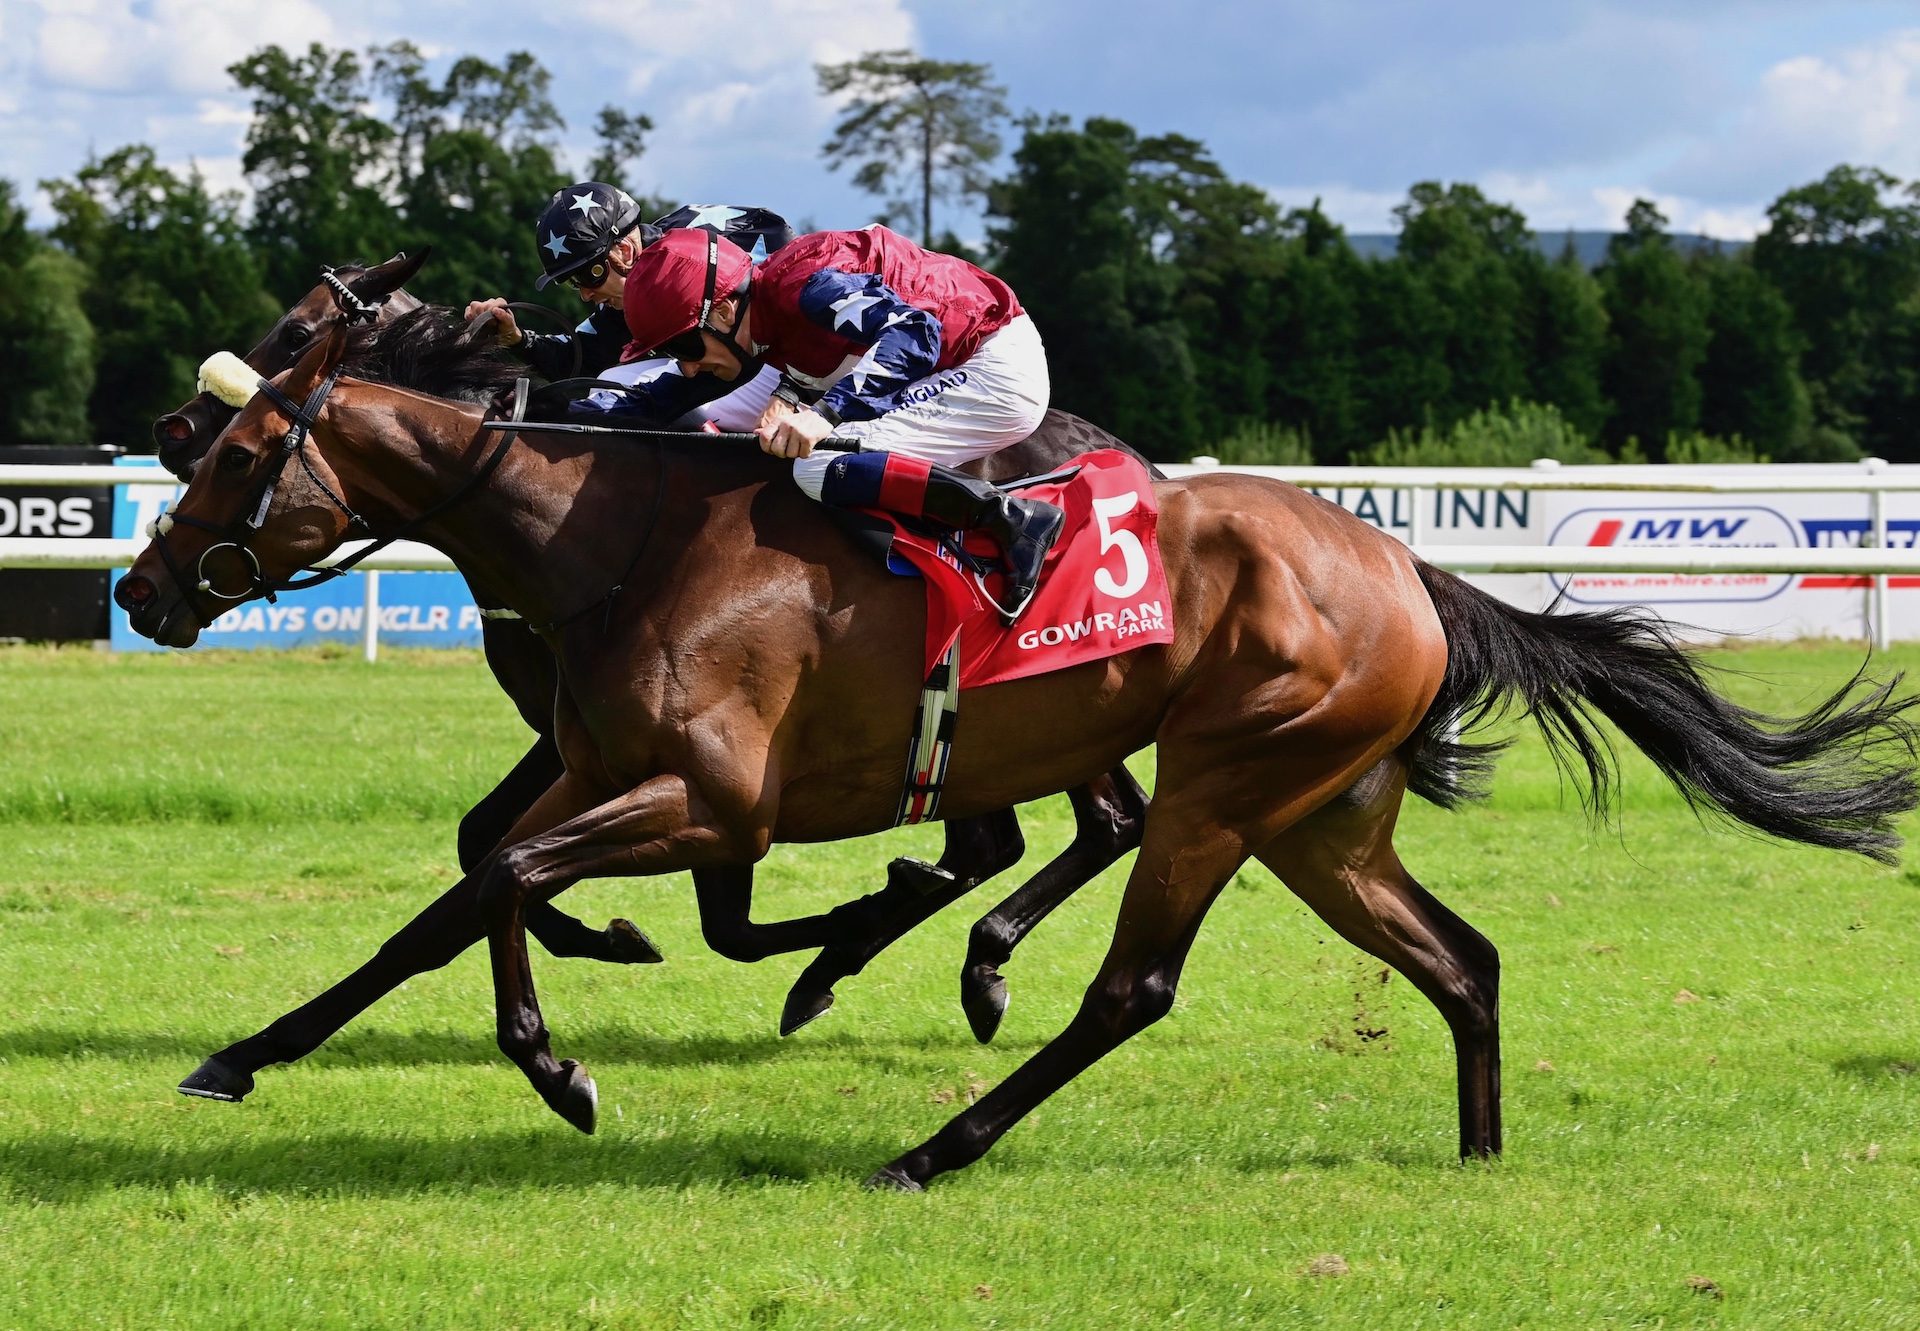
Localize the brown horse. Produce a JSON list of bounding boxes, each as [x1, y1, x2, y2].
[[150, 255, 1150, 1046], [119, 324, 1919, 1191]]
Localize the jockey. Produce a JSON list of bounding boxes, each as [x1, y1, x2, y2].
[[611, 225, 1063, 624], [462, 184, 794, 428]]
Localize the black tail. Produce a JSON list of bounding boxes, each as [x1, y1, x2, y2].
[[1406, 562, 1920, 863]]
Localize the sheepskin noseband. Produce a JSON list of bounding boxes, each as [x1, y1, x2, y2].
[[196, 351, 259, 409]]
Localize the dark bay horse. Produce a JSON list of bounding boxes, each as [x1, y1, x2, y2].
[[117, 325, 1920, 1190], [149, 254, 1150, 1044]]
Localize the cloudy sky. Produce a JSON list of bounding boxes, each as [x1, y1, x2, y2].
[[3, 0, 1917, 245]]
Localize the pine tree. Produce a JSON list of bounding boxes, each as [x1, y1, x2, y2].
[[1518, 240, 1608, 441], [1695, 251, 1813, 457], [817, 52, 1008, 245], [1598, 200, 1710, 456]]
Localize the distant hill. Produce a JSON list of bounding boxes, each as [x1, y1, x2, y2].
[[1345, 230, 1746, 268]]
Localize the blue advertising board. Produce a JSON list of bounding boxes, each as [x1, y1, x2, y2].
[[110, 459, 484, 650]]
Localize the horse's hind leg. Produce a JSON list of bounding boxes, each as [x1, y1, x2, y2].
[[681, 812, 1018, 969], [781, 763, 1144, 1040], [1257, 764, 1502, 1157], [868, 806, 1247, 1191], [779, 756, 1136, 1037], [778, 807, 1028, 1035], [868, 687, 1436, 1189], [957, 765, 1149, 1042]]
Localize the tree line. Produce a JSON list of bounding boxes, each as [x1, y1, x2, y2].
[[3, 44, 1917, 465]]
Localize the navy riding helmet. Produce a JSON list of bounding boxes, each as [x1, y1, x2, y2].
[[533, 183, 644, 289]]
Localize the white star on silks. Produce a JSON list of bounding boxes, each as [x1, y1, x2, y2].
[[829, 291, 886, 332], [879, 309, 914, 331], [683, 203, 745, 228], [568, 191, 602, 218], [845, 344, 889, 397], [542, 232, 571, 260]]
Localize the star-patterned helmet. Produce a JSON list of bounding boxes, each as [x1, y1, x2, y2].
[[532, 182, 643, 289]]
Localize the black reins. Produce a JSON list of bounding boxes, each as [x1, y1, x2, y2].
[[477, 420, 860, 449], [490, 421, 858, 636]]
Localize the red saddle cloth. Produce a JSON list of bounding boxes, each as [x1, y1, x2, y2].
[[880, 448, 1174, 688]]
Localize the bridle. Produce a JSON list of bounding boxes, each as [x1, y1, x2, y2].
[[318, 265, 383, 326], [162, 264, 395, 484], [149, 369, 527, 628]]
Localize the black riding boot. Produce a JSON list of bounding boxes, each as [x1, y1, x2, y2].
[[920, 463, 1065, 625]]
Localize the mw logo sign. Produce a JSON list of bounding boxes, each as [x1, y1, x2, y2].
[[1547, 505, 1800, 606]]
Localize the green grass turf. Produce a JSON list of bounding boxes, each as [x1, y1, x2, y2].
[[0, 641, 1916, 1329]]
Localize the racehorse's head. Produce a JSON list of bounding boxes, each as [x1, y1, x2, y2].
[[119, 324, 366, 648], [152, 248, 430, 482]]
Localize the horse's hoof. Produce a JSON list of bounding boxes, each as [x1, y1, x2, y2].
[[863, 1163, 925, 1193], [605, 918, 664, 964], [961, 968, 1009, 1044], [886, 856, 962, 897], [779, 986, 835, 1037], [550, 1059, 598, 1134], [178, 1056, 254, 1103]]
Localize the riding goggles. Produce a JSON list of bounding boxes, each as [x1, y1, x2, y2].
[[652, 234, 730, 362], [561, 258, 612, 290], [655, 327, 710, 362]]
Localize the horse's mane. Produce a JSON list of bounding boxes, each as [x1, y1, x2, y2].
[[345, 304, 524, 405]]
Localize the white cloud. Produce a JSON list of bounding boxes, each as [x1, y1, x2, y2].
[[1255, 174, 1768, 241], [568, 0, 914, 97], [558, 0, 916, 206], [27, 0, 355, 97], [196, 98, 252, 128], [1271, 9, 1726, 189], [157, 151, 249, 203], [1658, 28, 1920, 201], [1257, 182, 1410, 234], [681, 80, 758, 129]]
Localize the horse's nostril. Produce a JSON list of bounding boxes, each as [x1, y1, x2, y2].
[[154, 414, 194, 450], [114, 575, 155, 612]]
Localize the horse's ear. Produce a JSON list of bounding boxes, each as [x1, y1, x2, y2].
[[273, 319, 352, 404], [350, 246, 432, 305]]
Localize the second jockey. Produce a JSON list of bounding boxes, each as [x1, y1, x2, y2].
[[610, 224, 1064, 624], [463, 184, 794, 429]]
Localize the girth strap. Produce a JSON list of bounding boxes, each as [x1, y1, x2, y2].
[[895, 632, 962, 826]]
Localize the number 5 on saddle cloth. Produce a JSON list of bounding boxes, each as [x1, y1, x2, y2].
[[843, 448, 1174, 824]]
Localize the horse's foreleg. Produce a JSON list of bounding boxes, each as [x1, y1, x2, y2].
[[777, 808, 1027, 1036], [456, 735, 562, 871], [458, 734, 664, 966], [480, 772, 751, 1133], [957, 765, 1148, 1042], [179, 870, 497, 1102]]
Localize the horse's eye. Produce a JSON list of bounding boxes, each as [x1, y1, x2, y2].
[[219, 445, 253, 473], [285, 324, 312, 347]]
